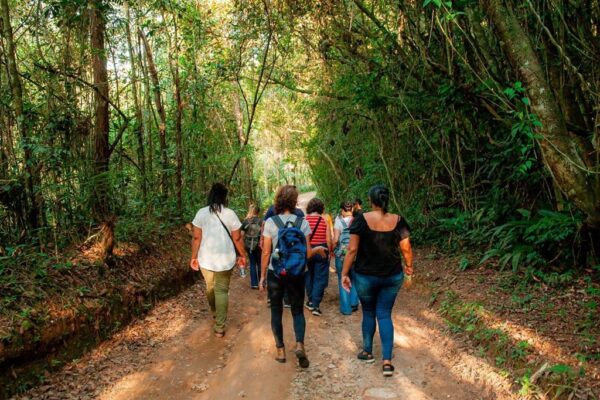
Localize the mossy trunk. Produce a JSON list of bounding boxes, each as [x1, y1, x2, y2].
[[481, 0, 600, 225]]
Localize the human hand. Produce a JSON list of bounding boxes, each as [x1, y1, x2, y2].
[[404, 264, 413, 276], [190, 258, 199, 271], [341, 275, 352, 293], [237, 256, 247, 268], [259, 278, 266, 292], [403, 274, 413, 289]]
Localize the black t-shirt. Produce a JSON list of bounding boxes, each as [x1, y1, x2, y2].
[[352, 208, 364, 218], [350, 213, 411, 277]]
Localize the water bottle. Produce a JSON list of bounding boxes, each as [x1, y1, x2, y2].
[[272, 248, 280, 262], [240, 267, 247, 278]]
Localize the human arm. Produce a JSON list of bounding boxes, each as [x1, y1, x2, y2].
[[333, 228, 340, 250], [341, 234, 360, 292], [307, 236, 327, 259], [259, 236, 272, 292], [326, 220, 333, 253], [231, 229, 247, 267], [400, 237, 413, 275], [190, 226, 202, 270]]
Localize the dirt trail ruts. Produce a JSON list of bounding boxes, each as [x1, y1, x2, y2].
[[13, 253, 518, 400]]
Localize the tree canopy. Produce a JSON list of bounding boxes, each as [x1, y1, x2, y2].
[[1, 0, 599, 271]]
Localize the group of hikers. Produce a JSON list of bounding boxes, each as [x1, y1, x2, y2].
[[189, 183, 414, 377]]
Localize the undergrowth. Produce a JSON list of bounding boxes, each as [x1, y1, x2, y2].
[[439, 291, 594, 399]]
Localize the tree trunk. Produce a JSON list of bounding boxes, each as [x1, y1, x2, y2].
[[125, 2, 147, 201], [166, 11, 184, 215], [482, 0, 600, 225], [138, 28, 169, 196], [231, 91, 254, 201], [90, 0, 114, 261], [0, 0, 44, 231]]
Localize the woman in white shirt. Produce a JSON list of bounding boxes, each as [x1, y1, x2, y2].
[[190, 183, 247, 337]]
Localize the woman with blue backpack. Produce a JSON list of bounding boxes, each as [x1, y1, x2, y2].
[[333, 201, 359, 315], [259, 185, 327, 368], [341, 185, 413, 377]]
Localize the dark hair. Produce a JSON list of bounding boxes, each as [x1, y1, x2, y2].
[[274, 185, 299, 214], [307, 198, 325, 214], [368, 185, 390, 213], [340, 201, 353, 212], [354, 198, 362, 206], [207, 183, 228, 213]]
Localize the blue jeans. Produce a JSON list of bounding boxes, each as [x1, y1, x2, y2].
[[354, 271, 403, 360], [335, 256, 359, 315], [247, 247, 261, 287], [305, 249, 329, 309], [267, 270, 306, 347]]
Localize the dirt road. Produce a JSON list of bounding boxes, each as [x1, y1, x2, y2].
[[13, 193, 515, 399], [14, 251, 516, 400]]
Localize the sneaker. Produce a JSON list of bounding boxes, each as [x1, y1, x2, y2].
[[311, 308, 322, 316], [351, 305, 359, 312], [304, 301, 315, 311], [284, 302, 292, 308]]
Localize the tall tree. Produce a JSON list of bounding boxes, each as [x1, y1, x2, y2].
[[125, 2, 147, 201], [165, 6, 184, 214], [0, 0, 43, 231], [482, 0, 600, 225], [139, 27, 169, 196], [89, 0, 114, 260]]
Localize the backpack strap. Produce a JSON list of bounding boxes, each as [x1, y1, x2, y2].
[[294, 216, 304, 229], [340, 217, 348, 230], [215, 211, 240, 256], [272, 215, 284, 229], [309, 216, 322, 242]]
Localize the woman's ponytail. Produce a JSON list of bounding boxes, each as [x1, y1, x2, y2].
[[368, 185, 390, 213]]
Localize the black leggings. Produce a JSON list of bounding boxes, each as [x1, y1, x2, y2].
[[267, 270, 306, 348]]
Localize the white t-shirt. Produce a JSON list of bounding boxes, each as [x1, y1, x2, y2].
[[192, 206, 242, 272], [263, 214, 311, 271], [334, 215, 353, 232]]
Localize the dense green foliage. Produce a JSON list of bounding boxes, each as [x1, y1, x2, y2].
[[260, 0, 599, 270], [1, 0, 599, 273]]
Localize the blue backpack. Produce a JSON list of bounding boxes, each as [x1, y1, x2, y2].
[[271, 215, 307, 277]]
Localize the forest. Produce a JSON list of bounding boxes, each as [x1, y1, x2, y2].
[[0, 0, 599, 398]]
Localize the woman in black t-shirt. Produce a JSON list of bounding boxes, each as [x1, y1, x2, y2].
[[341, 185, 414, 377]]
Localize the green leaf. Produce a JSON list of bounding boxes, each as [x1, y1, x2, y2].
[[548, 364, 574, 375]]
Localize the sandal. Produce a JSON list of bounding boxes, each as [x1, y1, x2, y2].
[[295, 346, 310, 368], [275, 347, 286, 363], [214, 331, 225, 338], [357, 350, 375, 363], [382, 363, 395, 377]]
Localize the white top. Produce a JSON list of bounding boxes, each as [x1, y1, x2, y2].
[[334, 215, 353, 232], [263, 214, 311, 271], [192, 206, 242, 272]]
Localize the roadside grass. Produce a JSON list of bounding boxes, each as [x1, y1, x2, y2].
[[439, 290, 596, 399]]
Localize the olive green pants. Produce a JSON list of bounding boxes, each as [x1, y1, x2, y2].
[[200, 268, 233, 333]]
